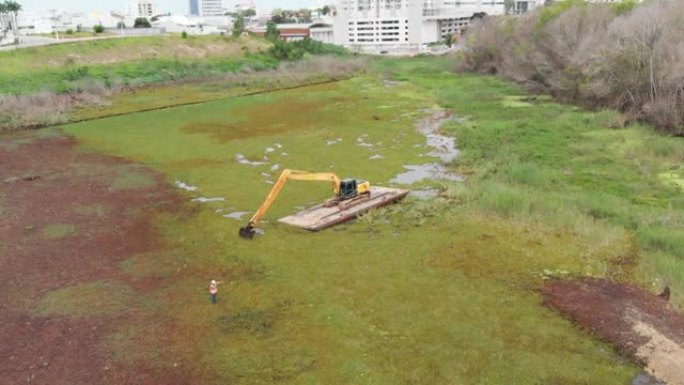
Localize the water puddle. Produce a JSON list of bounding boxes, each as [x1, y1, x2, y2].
[[392, 164, 463, 184], [223, 211, 251, 220], [391, 110, 463, 185], [383, 78, 401, 87], [265, 147, 275, 153], [174, 181, 199, 191], [410, 188, 439, 200], [326, 138, 343, 146], [632, 372, 665, 385], [418, 110, 459, 163], [191, 197, 225, 203], [356, 135, 374, 148], [369, 154, 384, 160], [235, 154, 268, 166], [270, 164, 281, 172]]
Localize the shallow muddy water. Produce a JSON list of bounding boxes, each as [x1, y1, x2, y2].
[[223, 211, 251, 220], [391, 110, 463, 185]]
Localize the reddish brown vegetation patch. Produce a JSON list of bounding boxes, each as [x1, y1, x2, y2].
[[0, 132, 188, 385], [542, 279, 684, 384]]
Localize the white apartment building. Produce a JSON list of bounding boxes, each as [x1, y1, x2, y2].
[[189, 0, 224, 17], [128, 0, 158, 18], [334, 0, 539, 53]]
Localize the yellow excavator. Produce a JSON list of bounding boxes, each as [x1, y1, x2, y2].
[[239, 169, 371, 239]]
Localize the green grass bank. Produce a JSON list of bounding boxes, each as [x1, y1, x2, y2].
[[0, 35, 272, 94], [378, 55, 684, 302]]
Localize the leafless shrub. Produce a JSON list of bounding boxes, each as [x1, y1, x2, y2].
[[460, 0, 684, 135], [0, 90, 110, 133]]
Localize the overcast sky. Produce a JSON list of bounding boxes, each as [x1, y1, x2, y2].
[[18, 0, 330, 15]]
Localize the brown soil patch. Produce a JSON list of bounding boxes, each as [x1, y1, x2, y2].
[[0, 132, 191, 385], [542, 279, 684, 385]]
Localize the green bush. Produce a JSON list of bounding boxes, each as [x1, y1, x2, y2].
[[181, 31, 188, 39], [65, 66, 89, 81], [268, 38, 347, 61], [93, 24, 104, 33], [134, 17, 151, 28]]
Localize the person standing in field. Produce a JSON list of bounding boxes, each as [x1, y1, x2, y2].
[[209, 279, 221, 304]]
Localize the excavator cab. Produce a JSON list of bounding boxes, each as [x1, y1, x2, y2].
[[339, 179, 360, 200]]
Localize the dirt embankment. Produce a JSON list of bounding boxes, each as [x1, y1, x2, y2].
[[543, 279, 684, 385], [0, 132, 188, 385]]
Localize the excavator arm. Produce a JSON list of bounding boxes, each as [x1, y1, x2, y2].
[[239, 169, 341, 239]]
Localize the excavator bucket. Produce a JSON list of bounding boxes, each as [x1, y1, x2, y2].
[[239, 225, 256, 240]]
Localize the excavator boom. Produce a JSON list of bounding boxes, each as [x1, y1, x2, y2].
[[239, 169, 342, 239]]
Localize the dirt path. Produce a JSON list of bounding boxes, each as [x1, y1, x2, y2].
[[542, 279, 684, 385], [0, 132, 189, 385]]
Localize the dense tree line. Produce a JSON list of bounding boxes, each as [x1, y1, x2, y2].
[[460, 0, 684, 135]]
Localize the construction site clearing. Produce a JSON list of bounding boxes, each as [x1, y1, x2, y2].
[[279, 186, 410, 231]]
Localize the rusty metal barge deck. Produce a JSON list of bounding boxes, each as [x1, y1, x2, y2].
[[278, 186, 409, 231]]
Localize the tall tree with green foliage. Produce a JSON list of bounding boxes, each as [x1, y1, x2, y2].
[[232, 15, 244, 38], [266, 20, 279, 41], [241, 8, 256, 17], [321, 5, 331, 15], [3, 0, 20, 16]]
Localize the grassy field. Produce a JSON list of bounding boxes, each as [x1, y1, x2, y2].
[[0, 35, 273, 94], [376, 56, 684, 301], [49, 57, 684, 382], [0, 35, 357, 133]]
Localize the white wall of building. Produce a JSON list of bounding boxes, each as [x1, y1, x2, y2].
[[128, 0, 158, 18], [152, 15, 226, 34], [310, 26, 334, 44], [199, 0, 224, 17], [16, 11, 122, 35], [17, 12, 61, 34], [334, 0, 515, 53]]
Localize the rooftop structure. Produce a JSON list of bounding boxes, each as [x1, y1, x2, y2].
[[247, 22, 334, 43]]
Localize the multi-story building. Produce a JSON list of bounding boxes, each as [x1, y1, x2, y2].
[[189, 0, 224, 17], [128, 0, 158, 18], [334, 0, 540, 53]]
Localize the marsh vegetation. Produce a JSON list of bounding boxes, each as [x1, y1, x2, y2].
[[2, 35, 683, 384]]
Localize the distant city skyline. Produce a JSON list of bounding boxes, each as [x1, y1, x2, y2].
[[18, 0, 329, 15]]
